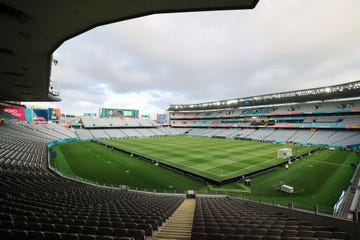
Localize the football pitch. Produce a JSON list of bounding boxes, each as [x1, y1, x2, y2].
[[52, 136, 358, 214], [101, 136, 315, 181]]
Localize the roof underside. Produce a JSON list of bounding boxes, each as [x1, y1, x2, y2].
[[167, 80, 360, 111], [0, 0, 259, 102]]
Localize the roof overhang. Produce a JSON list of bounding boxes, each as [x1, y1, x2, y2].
[[168, 80, 360, 111], [0, 0, 259, 102]]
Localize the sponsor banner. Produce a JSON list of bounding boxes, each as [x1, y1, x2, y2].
[[3, 108, 26, 121], [49, 108, 61, 121], [99, 108, 139, 118], [84, 113, 97, 117], [156, 114, 167, 124], [32, 109, 49, 121]]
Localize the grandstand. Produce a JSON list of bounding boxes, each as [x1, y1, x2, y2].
[[1, 0, 360, 239], [168, 81, 360, 149]]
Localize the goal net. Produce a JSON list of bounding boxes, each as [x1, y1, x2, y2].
[[277, 148, 292, 159]]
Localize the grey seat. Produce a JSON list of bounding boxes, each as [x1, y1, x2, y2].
[[97, 227, 113, 236], [28, 230, 45, 240], [62, 233, 80, 240], [44, 232, 62, 240], [11, 230, 28, 240], [126, 229, 145, 240]]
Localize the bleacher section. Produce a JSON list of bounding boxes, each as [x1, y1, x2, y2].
[[168, 99, 360, 148], [80, 117, 159, 128], [264, 129, 298, 142], [192, 197, 358, 240], [247, 129, 275, 141], [0, 124, 185, 240]]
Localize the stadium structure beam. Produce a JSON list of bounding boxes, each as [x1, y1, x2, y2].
[[0, 0, 259, 102]]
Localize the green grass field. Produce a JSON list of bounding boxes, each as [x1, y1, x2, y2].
[[240, 149, 358, 213], [52, 136, 358, 214], [101, 136, 315, 181], [52, 141, 207, 192]]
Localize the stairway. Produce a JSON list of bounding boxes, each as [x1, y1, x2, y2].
[[152, 198, 196, 240]]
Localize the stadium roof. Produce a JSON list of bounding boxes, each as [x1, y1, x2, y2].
[[167, 80, 360, 111], [0, 0, 258, 102]]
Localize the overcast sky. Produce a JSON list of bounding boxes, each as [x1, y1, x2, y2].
[[26, 0, 360, 117]]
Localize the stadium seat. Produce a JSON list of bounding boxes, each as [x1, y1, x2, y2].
[[97, 227, 113, 236], [112, 228, 128, 237], [207, 233, 225, 240], [62, 233, 80, 240], [28, 230, 45, 240], [76, 235, 91, 240], [44, 232, 62, 240], [69, 225, 84, 234], [0, 229, 11, 240], [83, 226, 98, 235], [191, 232, 207, 240], [313, 231, 331, 238]]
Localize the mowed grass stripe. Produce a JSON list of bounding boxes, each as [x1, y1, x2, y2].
[[247, 149, 357, 213], [54, 141, 206, 191], [101, 136, 311, 181]]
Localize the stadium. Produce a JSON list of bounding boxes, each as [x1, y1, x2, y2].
[[1, 1, 360, 240]]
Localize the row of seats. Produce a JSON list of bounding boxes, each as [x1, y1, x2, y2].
[[0, 229, 134, 240], [192, 197, 349, 240]]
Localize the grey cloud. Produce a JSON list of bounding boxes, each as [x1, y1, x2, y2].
[[46, 0, 360, 114]]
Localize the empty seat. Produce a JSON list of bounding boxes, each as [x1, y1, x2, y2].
[[250, 229, 267, 236], [298, 230, 315, 237], [11, 230, 28, 240], [97, 227, 113, 236], [137, 224, 152, 236], [69, 225, 84, 234], [220, 227, 235, 234], [127, 229, 145, 240], [78, 235, 96, 240], [0, 229, 11, 240], [55, 224, 69, 233], [207, 233, 224, 240], [191, 232, 207, 240], [113, 228, 128, 237], [28, 231, 45, 240], [95, 236, 113, 240], [42, 223, 56, 232], [0, 213, 13, 221], [224, 234, 243, 240], [235, 228, 251, 235], [266, 229, 282, 237], [206, 226, 220, 234], [83, 226, 98, 235], [313, 231, 331, 238], [262, 236, 281, 240], [28, 222, 42, 231], [87, 221, 99, 227], [124, 223, 138, 229], [282, 230, 298, 237], [243, 235, 262, 240], [112, 222, 125, 228], [44, 232, 62, 240], [62, 233, 80, 240], [330, 231, 348, 239]]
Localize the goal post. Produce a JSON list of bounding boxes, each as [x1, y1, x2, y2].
[[277, 148, 292, 159]]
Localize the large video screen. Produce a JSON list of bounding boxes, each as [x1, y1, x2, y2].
[[99, 108, 139, 118]]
